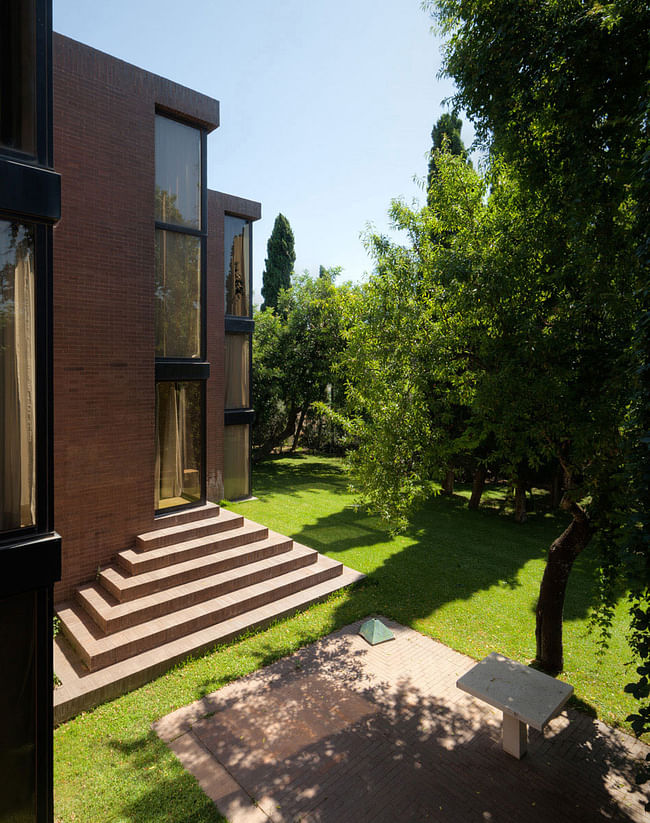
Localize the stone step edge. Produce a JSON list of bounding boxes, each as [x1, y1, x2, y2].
[[53, 565, 366, 726], [115, 521, 268, 576], [136, 509, 244, 551], [78, 543, 318, 634], [153, 501, 220, 529], [58, 556, 345, 671], [100, 531, 291, 603]]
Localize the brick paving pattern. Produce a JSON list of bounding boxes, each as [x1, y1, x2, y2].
[[154, 618, 650, 822]]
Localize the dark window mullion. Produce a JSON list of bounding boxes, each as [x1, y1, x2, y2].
[[154, 220, 204, 238]]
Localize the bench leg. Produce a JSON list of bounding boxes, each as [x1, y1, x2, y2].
[[502, 713, 527, 759]]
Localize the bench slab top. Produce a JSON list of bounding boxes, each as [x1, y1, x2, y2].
[[456, 652, 574, 731]]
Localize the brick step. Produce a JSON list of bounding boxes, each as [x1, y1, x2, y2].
[[101, 531, 288, 603], [53, 562, 366, 725], [114, 519, 265, 578], [153, 501, 220, 528], [77, 543, 317, 634], [58, 554, 345, 672], [135, 508, 243, 552]]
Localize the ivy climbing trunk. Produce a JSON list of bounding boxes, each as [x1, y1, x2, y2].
[[535, 503, 593, 673]]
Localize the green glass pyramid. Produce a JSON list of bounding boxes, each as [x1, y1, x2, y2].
[[359, 618, 395, 646]]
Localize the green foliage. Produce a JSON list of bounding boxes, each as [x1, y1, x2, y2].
[[345, 148, 639, 534], [252, 269, 351, 458], [261, 213, 295, 312], [426, 0, 650, 744], [427, 112, 470, 202]]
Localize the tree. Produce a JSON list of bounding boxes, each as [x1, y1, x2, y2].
[[427, 0, 650, 673], [261, 213, 295, 312], [252, 270, 349, 459], [345, 138, 639, 670], [427, 112, 469, 202]]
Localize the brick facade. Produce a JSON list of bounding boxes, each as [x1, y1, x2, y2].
[[52, 35, 260, 600]]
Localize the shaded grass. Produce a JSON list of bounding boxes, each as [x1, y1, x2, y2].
[[54, 454, 640, 822]]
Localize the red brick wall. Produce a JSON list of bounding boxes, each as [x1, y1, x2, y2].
[[52, 35, 221, 600]]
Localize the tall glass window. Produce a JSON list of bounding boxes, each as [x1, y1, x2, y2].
[[224, 216, 250, 317], [0, 1, 37, 156], [155, 114, 206, 512], [224, 425, 250, 500], [0, 220, 36, 531], [155, 115, 201, 229], [155, 230, 201, 358], [155, 382, 203, 510], [224, 334, 250, 410]]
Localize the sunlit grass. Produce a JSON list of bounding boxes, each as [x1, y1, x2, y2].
[[54, 453, 640, 822]]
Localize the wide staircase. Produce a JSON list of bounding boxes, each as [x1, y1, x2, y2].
[[55, 503, 362, 702]]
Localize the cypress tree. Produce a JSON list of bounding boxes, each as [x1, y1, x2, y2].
[[261, 213, 295, 311], [427, 113, 469, 203]]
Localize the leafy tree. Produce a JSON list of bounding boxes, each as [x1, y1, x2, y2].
[[261, 213, 295, 312], [427, 0, 650, 685], [252, 270, 349, 459], [427, 112, 469, 202], [345, 144, 640, 674]]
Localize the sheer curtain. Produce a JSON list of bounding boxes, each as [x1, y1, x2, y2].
[[156, 383, 182, 505], [224, 334, 249, 409], [1, 227, 36, 530]]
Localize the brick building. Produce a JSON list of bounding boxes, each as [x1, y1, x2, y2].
[[50, 36, 361, 722], [52, 34, 258, 601]]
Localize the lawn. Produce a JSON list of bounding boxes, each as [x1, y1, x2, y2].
[[54, 454, 640, 823]]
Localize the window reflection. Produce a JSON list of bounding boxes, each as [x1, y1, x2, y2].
[[155, 382, 203, 510], [224, 425, 250, 500], [155, 115, 201, 229], [225, 334, 249, 409], [0, 220, 36, 531], [224, 216, 250, 317], [155, 229, 201, 358]]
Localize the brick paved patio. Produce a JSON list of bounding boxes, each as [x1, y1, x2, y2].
[[154, 618, 650, 822]]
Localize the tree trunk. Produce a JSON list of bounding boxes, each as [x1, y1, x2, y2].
[[535, 502, 593, 673], [291, 407, 307, 451], [442, 468, 455, 495], [514, 483, 527, 523], [468, 466, 487, 509], [254, 407, 299, 462]]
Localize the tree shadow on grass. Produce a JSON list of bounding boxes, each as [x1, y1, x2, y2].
[[285, 489, 592, 628], [253, 455, 603, 630], [251, 454, 349, 497]]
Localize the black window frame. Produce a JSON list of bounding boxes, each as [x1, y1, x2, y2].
[[0, 3, 61, 823]]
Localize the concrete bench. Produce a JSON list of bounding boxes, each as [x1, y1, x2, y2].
[[456, 652, 573, 758]]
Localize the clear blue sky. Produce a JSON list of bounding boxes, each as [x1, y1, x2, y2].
[[53, 0, 473, 302]]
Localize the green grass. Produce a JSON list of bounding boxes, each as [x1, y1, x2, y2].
[[54, 453, 640, 822]]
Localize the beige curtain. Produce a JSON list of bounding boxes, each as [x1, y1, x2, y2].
[[224, 334, 249, 409], [224, 425, 249, 500], [15, 247, 35, 526], [158, 384, 182, 502], [1, 234, 35, 530]]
